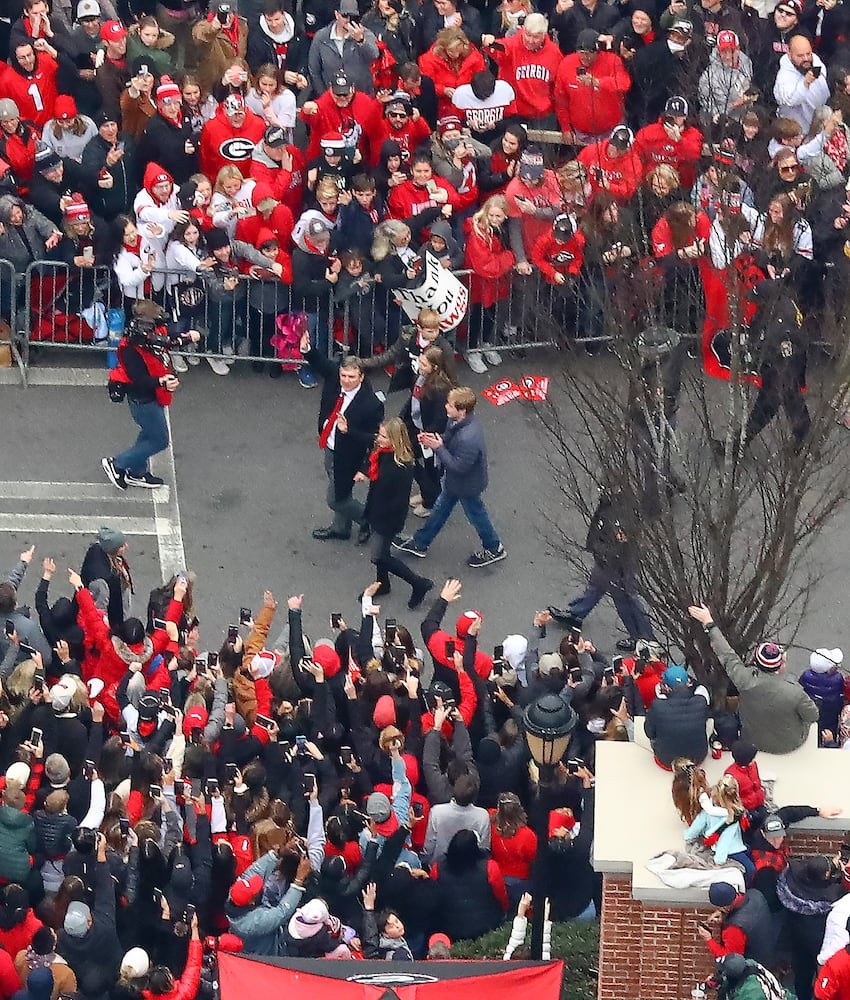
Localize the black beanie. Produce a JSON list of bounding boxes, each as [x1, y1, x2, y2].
[[731, 740, 757, 766]]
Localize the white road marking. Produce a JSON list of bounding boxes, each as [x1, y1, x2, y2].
[[153, 409, 186, 576], [0, 514, 158, 534], [0, 482, 169, 503], [0, 366, 186, 576]]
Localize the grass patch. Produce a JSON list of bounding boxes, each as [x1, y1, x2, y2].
[[450, 919, 599, 1000]]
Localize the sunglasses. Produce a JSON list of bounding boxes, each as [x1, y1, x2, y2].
[[387, 110, 408, 118], [779, 163, 799, 173]]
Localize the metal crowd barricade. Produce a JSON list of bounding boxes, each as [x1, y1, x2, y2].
[[20, 260, 338, 370], [0, 257, 27, 382]]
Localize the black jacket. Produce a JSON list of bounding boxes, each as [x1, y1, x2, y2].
[[724, 889, 779, 969], [80, 133, 136, 220], [363, 450, 414, 538], [644, 685, 710, 767], [136, 114, 198, 186], [305, 347, 384, 501], [56, 858, 122, 995], [80, 541, 129, 628], [432, 857, 504, 941]]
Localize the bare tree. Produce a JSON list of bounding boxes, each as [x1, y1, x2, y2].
[[524, 247, 850, 700]]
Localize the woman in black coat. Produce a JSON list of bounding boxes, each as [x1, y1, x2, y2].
[[358, 417, 433, 610]]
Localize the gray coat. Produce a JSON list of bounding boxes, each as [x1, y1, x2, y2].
[[307, 25, 379, 96], [0, 198, 59, 275], [0, 559, 53, 670], [707, 625, 819, 754], [435, 412, 489, 498]]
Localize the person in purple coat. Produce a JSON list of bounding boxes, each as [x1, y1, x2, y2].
[[799, 648, 845, 737]]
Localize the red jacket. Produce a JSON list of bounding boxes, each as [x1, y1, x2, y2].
[[199, 106, 266, 182], [387, 176, 460, 226], [0, 55, 59, 129], [634, 120, 704, 190], [725, 761, 765, 811], [0, 944, 19, 1000], [578, 141, 644, 203], [463, 217, 514, 306], [489, 33, 560, 119], [816, 946, 850, 1000], [248, 145, 305, 220], [301, 90, 383, 163], [0, 911, 43, 964], [420, 669, 479, 735], [554, 51, 630, 137], [488, 816, 538, 880], [142, 938, 202, 1000], [110, 338, 173, 406], [76, 586, 182, 689], [371, 116, 432, 166], [0, 123, 38, 188], [652, 210, 711, 260], [418, 45, 486, 117], [531, 230, 579, 283], [236, 190, 294, 250]]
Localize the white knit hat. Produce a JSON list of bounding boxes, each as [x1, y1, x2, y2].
[[121, 948, 150, 979], [5, 762, 30, 787], [810, 648, 843, 673]]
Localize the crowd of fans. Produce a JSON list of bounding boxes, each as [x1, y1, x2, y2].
[[0, 516, 849, 998], [2, 0, 850, 387]]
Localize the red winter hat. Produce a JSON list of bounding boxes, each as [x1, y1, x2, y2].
[[217, 933, 244, 953], [183, 704, 208, 737], [373, 695, 396, 729], [438, 114, 462, 136], [251, 182, 276, 207], [55, 95, 78, 121], [64, 193, 90, 222], [229, 875, 263, 907], [320, 130, 346, 152], [455, 611, 482, 638], [156, 76, 181, 102], [312, 642, 342, 677]]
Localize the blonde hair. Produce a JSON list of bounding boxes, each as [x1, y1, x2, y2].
[[471, 194, 509, 238], [52, 115, 89, 139], [433, 26, 471, 60], [417, 308, 440, 327], [712, 774, 744, 823], [448, 386, 476, 413], [213, 165, 244, 195], [558, 159, 589, 192], [380, 416, 414, 464], [253, 62, 281, 91], [315, 176, 341, 201], [371, 220, 410, 261], [646, 163, 681, 192]]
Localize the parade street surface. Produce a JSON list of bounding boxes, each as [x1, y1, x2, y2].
[[1, 350, 848, 670]]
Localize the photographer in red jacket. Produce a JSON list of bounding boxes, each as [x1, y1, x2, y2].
[[102, 300, 198, 492]]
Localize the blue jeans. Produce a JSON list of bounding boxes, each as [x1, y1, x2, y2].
[[727, 851, 755, 879], [412, 489, 501, 552], [114, 400, 169, 476]]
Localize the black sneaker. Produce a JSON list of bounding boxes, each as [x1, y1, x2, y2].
[[125, 471, 164, 488], [408, 578, 434, 610], [392, 536, 428, 558], [548, 607, 583, 630], [467, 545, 507, 568], [101, 457, 127, 491]]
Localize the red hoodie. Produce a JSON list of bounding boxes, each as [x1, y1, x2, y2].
[[300, 90, 383, 163], [235, 182, 294, 248], [418, 45, 486, 118], [578, 140, 644, 203], [531, 230, 580, 283], [248, 144, 305, 220], [554, 51, 631, 137], [0, 53, 59, 129], [634, 120, 704, 190], [371, 115, 432, 167], [489, 33, 561, 119], [199, 104, 266, 183], [387, 175, 460, 231], [238, 226, 293, 283]]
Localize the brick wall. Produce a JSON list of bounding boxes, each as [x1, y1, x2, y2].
[[597, 829, 846, 1000]]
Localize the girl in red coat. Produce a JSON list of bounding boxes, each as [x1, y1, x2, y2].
[[142, 917, 202, 1000], [418, 28, 486, 120], [724, 741, 766, 814], [463, 194, 515, 369], [489, 792, 537, 913], [652, 200, 712, 337]]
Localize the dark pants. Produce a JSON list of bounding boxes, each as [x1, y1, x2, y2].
[[567, 562, 655, 641], [324, 447, 364, 533], [410, 432, 441, 508], [371, 533, 427, 591], [745, 379, 811, 446]]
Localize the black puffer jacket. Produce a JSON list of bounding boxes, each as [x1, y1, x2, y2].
[[644, 684, 711, 766], [33, 809, 78, 861]]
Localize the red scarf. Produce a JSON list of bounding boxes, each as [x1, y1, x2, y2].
[[368, 447, 393, 481]]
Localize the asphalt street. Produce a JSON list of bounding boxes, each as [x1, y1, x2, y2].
[[1, 349, 848, 674]]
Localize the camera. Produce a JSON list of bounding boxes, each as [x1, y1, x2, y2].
[[566, 757, 584, 774]]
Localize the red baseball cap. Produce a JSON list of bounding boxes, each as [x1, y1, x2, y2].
[[100, 19, 127, 40], [716, 29, 739, 50]]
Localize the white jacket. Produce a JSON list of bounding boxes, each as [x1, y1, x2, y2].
[[773, 53, 830, 131], [819, 892, 850, 965]]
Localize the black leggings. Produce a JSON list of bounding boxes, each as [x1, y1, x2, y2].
[[370, 533, 424, 589]]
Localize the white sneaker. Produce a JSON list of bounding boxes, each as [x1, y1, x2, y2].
[[409, 493, 423, 508], [483, 349, 503, 366], [172, 353, 188, 373], [207, 356, 230, 376], [411, 503, 431, 518], [466, 353, 488, 374], [236, 338, 251, 357], [221, 344, 236, 366], [185, 344, 201, 366]]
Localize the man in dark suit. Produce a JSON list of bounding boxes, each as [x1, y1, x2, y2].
[[300, 331, 384, 542]]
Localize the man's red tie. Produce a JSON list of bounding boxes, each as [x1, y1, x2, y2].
[[318, 392, 344, 449]]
